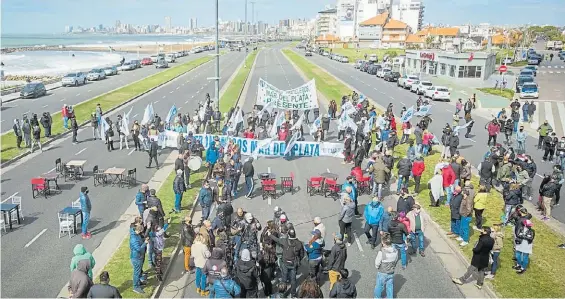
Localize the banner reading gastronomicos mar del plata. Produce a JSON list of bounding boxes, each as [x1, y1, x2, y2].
[[256, 78, 319, 110]]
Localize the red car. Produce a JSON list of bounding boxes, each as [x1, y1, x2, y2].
[[141, 57, 153, 65]]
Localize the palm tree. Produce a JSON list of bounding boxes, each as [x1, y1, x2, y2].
[[425, 35, 434, 49]]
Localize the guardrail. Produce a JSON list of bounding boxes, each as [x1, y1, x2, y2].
[[1, 77, 61, 96]]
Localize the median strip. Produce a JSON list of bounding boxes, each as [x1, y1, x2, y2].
[[219, 50, 258, 112], [0, 55, 215, 163], [283, 47, 565, 298]]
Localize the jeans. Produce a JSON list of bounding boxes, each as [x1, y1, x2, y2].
[[372, 181, 384, 198], [491, 251, 500, 274], [64, 117, 69, 129], [392, 243, 407, 267], [245, 176, 254, 197], [410, 230, 425, 252], [281, 265, 298, 297], [503, 204, 514, 224], [459, 216, 472, 242], [523, 113, 528, 122], [339, 220, 353, 244], [201, 205, 211, 221], [515, 251, 529, 270], [374, 272, 394, 299], [514, 121, 519, 132], [516, 141, 525, 154], [131, 258, 143, 288], [445, 185, 453, 204], [232, 174, 241, 196], [137, 205, 144, 216], [81, 211, 90, 234], [422, 144, 430, 156], [195, 267, 207, 290], [396, 175, 409, 193], [308, 259, 322, 284], [364, 223, 379, 246], [450, 218, 460, 235], [174, 193, 183, 212]]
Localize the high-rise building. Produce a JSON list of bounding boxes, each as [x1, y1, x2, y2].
[[194, 18, 198, 29], [115, 20, 121, 32], [64, 25, 73, 33], [390, 0, 424, 33], [316, 8, 338, 36], [165, 16, 172, 33], [190, 18, 194, 30]]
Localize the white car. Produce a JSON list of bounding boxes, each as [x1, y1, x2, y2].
[[165, 54, 176, 63], [424, 86, 451, 101], [61, 72, 87, 86], [86, 69, 106, 81], [502, 57, 514, 64], [150, 55, 159, 62], [519, 82, 539, 99], [119, 62, 136, 71], [376, 68, 391, 78], [397, 75, 420, 89], [411, 81, 433, 94]]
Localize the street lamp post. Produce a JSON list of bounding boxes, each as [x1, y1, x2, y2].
[[244, 0, 248, 67], [213, 0, 221, 109]]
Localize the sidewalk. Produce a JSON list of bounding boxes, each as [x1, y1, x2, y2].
[[1, 82, 62, 103], [56, 150, 178, 298], [424, 76, 510, 109]]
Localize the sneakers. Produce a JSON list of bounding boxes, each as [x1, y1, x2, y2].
[[201, 290, 210, 296], [485, 274, 495, 279], [542, 217, 550, 221], [558, 243, 565, 249], [419, 251, 425, 257], [474, 283, 483, 289], [451, 277, 463, 285], [133, 288, 145, 294], [456, 237, 463, 241], [516, 268, 526, 274], [460, 241, 469, 247]]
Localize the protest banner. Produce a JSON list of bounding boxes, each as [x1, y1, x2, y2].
[[257, 78, 319, 110]]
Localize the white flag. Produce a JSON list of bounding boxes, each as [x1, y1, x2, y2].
[[99, 117, 110, 138], [309, 115, 322, 135], [291, 113, 305, 131], [284, 131, 300, 156], [121, 107, 132, 136], [141, 103, 154, 125], [228, 109, 244, 132], [400, 106, 415, 123], [252, 137, 274, 160], [454, 120, 474, 135], [364, 116, 374, 134], [257, 102, 274, 117], [269, 111, 285, 138]]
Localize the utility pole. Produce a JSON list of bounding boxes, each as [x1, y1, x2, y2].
[[244, 0, 248, 67], [251, 1, 256, 49], [207, 0, 220, 109]]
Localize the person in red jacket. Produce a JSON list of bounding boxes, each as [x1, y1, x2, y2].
[[486, 119, 500, 146], [390, 115, 397, 132], [278, 124, 288, 141], [442, 164, 456, 205], [412, 156, 426, 193], [243, 127, 255, 139], [62, 104, 69, 129]]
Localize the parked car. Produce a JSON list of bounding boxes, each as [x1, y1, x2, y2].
[[361, 61, 374, 72], [519, 82, 539, 99], [141, 57, 153, 65], [521, 66, 537, 76], [411, 81, 433, 94], [384, 71, 401, 82], [376, 68, 391, 78], [528, 54, 542, 65], [87, 68, 106, 81], [155, 59, 169, 68], [20, 82, 46, 99], [424, 86, 450, 101], [397, 75, 420, 89], [103, 66, 118, 76], [61, 72, 87, 86], [340, 56, 349, 63], [516, 75, 535, 92], [502, 57, 514, 64], [519, 69, 535, 78], [150, 55, 159, 62], [119, 62, 136, 71], [322, 51, 330, 57], [165, 54, 176, 63], [355, 60, 365, 69], [368, 64, 381, 75], [130, 60, 141, 68], [305, 51, 313, 57], [368, 54, 378, 62]]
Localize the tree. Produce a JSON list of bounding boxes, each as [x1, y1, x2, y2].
[[425, 36, 433, 49], [385, 50, 398, 58]]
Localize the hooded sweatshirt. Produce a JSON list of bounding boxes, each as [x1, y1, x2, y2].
[[329, 278, 357, 298], [375, 246, 399, 274], [327, 242, 347, 272], [70, 244, 96, 279], [235, 258, 259, 290], [69, 259, 93, 298], [204, 247, 227, 284]]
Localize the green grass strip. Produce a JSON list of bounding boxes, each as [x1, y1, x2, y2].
[[1, 56, 214, 163], [219, 50, 258, 113], [99, 168, 207, 298], [284, 46, 565, 298], [477, 87, 515, 100]]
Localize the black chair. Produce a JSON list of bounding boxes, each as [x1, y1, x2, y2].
[[93, 165, 106, 186], [127, 168, 137, 188], [55, 158, 63, 173], [63, 165, 80, 182]]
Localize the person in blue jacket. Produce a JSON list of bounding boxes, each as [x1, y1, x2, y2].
[[364, 197, 385, 249], [341, 176, 359, 215], [305, 229, 324, 285], [135, 184, 148, 216], [211, 267, 241, 298], [130, 224, 148, 294], [379, 206, 393, 236], [198, 181, 213, 222], [79, 187, 92, 239], [206, 142, 219, 178]]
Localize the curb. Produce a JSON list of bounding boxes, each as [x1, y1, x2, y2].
[[237, 50, 261, 109], [282, 49, 330, 105], [1, 57, 216, 169]]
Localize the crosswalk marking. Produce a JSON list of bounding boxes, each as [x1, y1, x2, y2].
[[528, 102, 565, 137], [540, 65, 565, 69], [531, 102, 540, 130], [544, 102, 556, 134]]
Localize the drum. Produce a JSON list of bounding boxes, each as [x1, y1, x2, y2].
[[188, 156, 202, 171]]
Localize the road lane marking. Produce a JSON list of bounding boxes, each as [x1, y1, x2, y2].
[[446, 109, 454, 113], [556, 102, 565, 136], [76, 93, 80, 96], [536, 173, 544, 178], [353, 232, 364, 252], [24, 228, 48, 248], [163, 95, 166, 99], [42, 104, 48, 108], [1, 192, 19, 203], [466, 138, 477, 143], [60, 98, 66, 102], [400, 101, 405, 105], [88, 90, 92, 92], [155, 100, 160, 103], [176, 87, 180, 90], [185, 100, 189, 104], [128, 149, 135, 155], [196, 90, 200, 94], [47, 167, 56, 173], [133, 114, 138, 118], [75, 148, 87, 155], [200, 86, 204, 90], [191, 95, 194, 98], [170, 91, 174, 94]]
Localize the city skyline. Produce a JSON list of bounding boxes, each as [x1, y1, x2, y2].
[[1, 0, 564, 34]]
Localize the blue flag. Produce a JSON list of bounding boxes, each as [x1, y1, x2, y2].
[[166, 104, 178, 124], [401, 106, 415, 123], [415, 105, 431, 116]]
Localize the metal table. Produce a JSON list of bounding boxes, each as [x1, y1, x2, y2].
[[1, 203, 21, 230], [60, 206, 82, 233], [104, 167, 126, 187], [41, 172, 60, 191], [66, 160, 87, 175]]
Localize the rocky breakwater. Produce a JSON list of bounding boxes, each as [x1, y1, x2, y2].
[[3, 74, 62, 82], [1, 45, 66, 54]]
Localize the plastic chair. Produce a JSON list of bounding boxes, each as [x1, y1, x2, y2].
[[357, 176, 371, 195], [58, 213, 75, 238], [31, 178, 48, 199], [323, 178, 341, 199], [280, 172, 295, 195], [93, 165, 107, 187], [10, 196, 24, 222], [261, 179, 277, 200], [306, 176, 324, 196], [72, 201, 81, 209]]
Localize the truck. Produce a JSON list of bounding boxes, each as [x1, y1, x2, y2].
[[546, 40, 563, 50]]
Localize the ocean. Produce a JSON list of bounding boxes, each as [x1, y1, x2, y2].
[[0, 33, 214, 77], [1, 33, 213, 48]]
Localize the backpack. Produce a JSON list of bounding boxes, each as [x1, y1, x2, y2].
[[282, 238, 302, 267]]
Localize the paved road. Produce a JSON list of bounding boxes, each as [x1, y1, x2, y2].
[[180, 44, 464, 298], [0, 52, 210, 134], [303, 49, 565, 224], [0, 51, 246, 298]]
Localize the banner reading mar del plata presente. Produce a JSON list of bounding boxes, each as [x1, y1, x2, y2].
[[256, 78, 319, 110]]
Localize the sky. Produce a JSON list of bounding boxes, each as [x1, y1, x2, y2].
[[1, 0, 564, 34]]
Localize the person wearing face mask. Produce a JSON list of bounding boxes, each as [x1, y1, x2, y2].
[[543, 132, 558, 162], [79, 187, 92, 239], [556, 137, 565, 169], [537, 120, 552, 149], [515, 126, 527, 154]]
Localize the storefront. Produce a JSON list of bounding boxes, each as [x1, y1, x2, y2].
[[404, 50, 496, 83]]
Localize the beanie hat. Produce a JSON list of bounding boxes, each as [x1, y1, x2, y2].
[[241, 249, 251, 262]]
